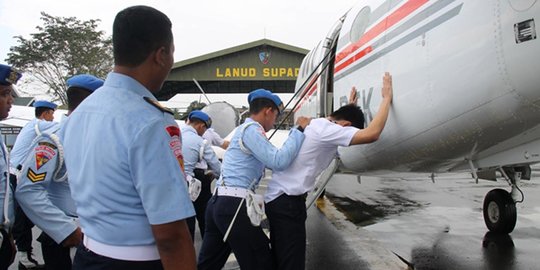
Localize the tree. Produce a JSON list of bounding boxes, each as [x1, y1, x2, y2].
[[7, 12, 113, 104], [181, 100, 207, 119]]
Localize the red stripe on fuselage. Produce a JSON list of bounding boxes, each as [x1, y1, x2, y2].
[[334, 0, 428, 74], [294, 83, 318, 113]]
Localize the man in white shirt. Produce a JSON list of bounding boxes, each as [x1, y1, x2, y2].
[[203, 128, 229, 150], [265, 72, 393, 270]]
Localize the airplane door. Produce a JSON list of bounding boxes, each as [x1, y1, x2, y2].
[[319, 17, 345, 117]]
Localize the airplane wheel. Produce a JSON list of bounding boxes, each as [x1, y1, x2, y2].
[[483, 189, 517, 234]]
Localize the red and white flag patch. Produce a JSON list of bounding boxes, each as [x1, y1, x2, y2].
[[166, 125, 185, 172], [34, 142, 56, 170]]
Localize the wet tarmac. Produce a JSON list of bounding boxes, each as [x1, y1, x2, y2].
[[325, 172, 540, 270], [8, 171, 540, 269]]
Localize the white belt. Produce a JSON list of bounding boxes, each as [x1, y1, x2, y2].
[[83, 235, 160, 261], [216, 186, 249, 198], [9, 167, 20, 176]]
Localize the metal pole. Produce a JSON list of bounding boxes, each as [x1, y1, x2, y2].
[[192, 78, 212, 104]]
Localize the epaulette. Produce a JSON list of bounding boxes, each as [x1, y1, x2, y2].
[[144, 97, 174, 115]]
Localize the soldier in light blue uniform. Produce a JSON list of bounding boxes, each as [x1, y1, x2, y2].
[[181, 110, 221, 240], [9, 99, 57, 270], [0, 63, 20, 270], [16, 74, 103, 270], [10, 100, 59, 170], [198, 89, 311, 270], [62, 6, 196, 269]]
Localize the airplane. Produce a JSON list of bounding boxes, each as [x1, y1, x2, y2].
[[290, 0, 540, 234]]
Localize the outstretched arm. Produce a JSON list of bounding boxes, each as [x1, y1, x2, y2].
[[243, 118, 310, 171], [350, 72, 393, 145]]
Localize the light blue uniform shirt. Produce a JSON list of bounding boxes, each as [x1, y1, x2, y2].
[[10, 118, 59, 168], [0, 136, 14, 229], [63, 72, 195, 246], [181, 126, 221, 178], [16, 118, 77, 243], [218, 118, 305, 190]]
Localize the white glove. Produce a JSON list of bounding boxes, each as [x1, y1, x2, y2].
[[246, 190, 265, 226], [188, 178, 202, 202]]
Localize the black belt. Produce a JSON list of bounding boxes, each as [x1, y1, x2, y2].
[[281, 193, 307, 200]]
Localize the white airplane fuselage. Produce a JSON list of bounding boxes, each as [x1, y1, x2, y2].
[[295, 0, 540, 174]]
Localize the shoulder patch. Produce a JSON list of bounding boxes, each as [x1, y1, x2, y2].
[[35, 143, 57, 170], [144, 97, 174, 115], [245, 122, 267, 139], [27, 168, 46, 183], [165, 125, 186, 174]]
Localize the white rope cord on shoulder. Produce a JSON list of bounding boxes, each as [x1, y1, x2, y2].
[[238, 122, 260, 155], [34, 122, 42, 136], [40, 133, 67, 182], [199, 139, 207, 162], [2, 142, 11, 227]]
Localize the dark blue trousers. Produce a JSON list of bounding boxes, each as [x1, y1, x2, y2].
[[72, 244, 163, 270], [0, 229, 15, 270], [10, 173, 34, 252], [37, 232, 71, 270], [187, 169, 213, 240], [198, 195, 274, 270], [266, 194, 307, 270]]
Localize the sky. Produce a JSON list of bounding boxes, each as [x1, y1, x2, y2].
[[0, 0, 359, 70]]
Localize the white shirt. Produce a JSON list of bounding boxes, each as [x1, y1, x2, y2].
[[265, 118, 358, 202], [203, 128, 225, 147], [195, 128, 225, 170]]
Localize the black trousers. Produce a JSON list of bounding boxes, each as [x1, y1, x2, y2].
[[187, 169, 213, 240], [266, 194, 307, 270], [198, 195, 273, 270], [10, 173, 34, 252], [0, 229, 15, 270], [72, 244, 163, 270], [37, 232, 71, 270]]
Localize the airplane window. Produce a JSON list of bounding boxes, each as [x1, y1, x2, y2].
[[350, 6, 371, 43]]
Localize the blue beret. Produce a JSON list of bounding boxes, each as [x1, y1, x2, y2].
[[188, 110, 212, 128], [33, 100, 57, 110], [66, 74, 104, 92], [248, 89, 283, 112], [0, 64, 22, 86]]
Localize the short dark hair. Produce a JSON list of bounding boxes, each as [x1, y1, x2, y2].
[[189, 118, 207, 128], [113, 5, 173, 67], [35, 107, 53, 118], [330, 104, 365, 129], [67, 87, 93, 112], [249, 98, 279, 115]]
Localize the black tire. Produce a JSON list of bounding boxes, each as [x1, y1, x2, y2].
[[483, 189, 517, 234]]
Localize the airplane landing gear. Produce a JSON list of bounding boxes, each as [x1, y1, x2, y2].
[[482, 167, 527, 234], [483, 189, 516, 234]]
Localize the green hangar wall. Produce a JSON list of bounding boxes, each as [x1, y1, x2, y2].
[[155, 39, 309, 101]]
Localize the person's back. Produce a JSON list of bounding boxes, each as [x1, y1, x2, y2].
[[62, 5, 196, 270], [181, 111, 221, 240], [197, 89, 310, 270], [266, 118, 358, 201], [64, 73, 188, 245]]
